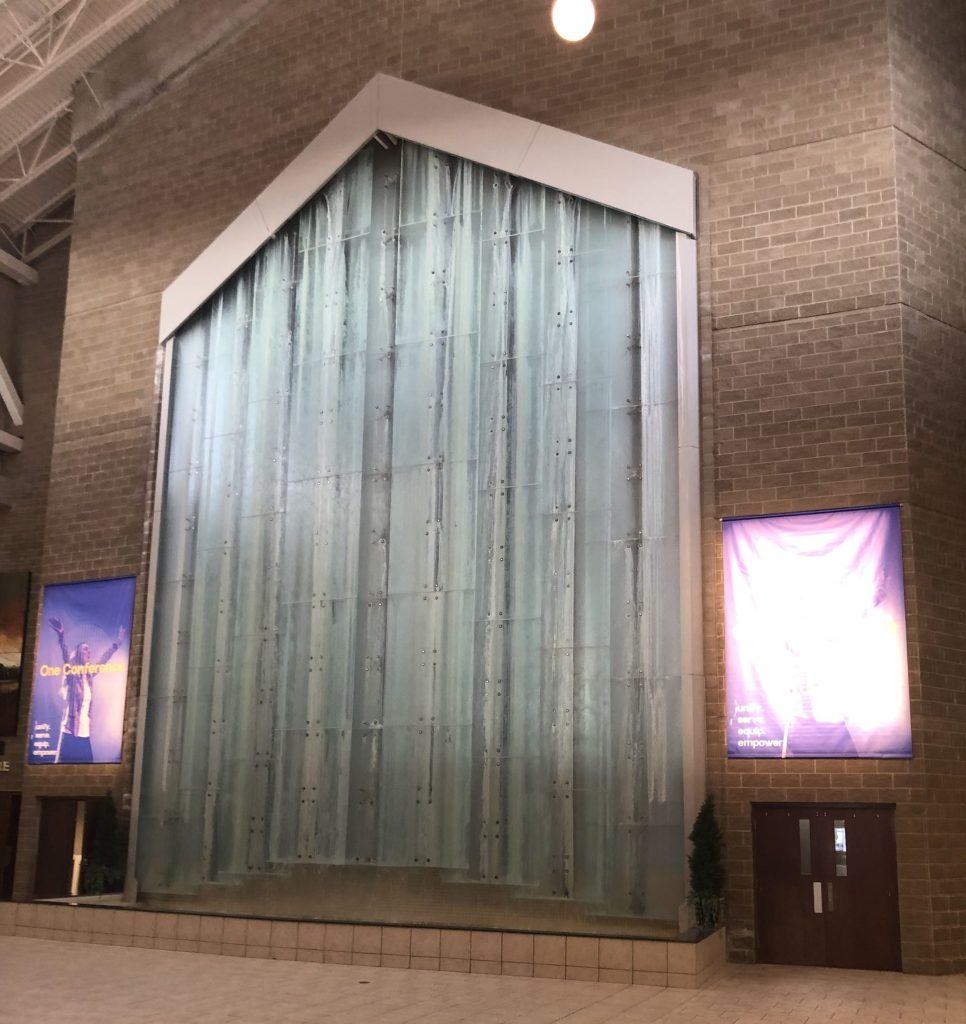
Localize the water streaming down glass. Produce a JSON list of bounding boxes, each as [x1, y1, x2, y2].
[[136, 139, 684, 930]]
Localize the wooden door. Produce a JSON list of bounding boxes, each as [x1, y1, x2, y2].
[[0, 791, 20, 900], [752, 803, 901, 971], [33, 798, 78, 899]]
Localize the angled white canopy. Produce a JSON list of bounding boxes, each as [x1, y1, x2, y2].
[[158, 74, 696, 342]]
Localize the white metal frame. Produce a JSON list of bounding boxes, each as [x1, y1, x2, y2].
[[676, 236, 705, 848], [124, 338, 172, 899], [132, 74, 704, 906], [158, 74, 696, 341]]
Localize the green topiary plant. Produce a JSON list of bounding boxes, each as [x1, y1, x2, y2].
[[80, 792, 124, 895], [687, 793, 725, 929]]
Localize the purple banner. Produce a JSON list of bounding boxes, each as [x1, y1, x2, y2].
[[27, 577, 135, 765], [725, 507, 911, 759]]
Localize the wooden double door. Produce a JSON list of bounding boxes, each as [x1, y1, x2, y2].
[[0, 792, 20, 900], [752, 803, 901, 971], [34, 797, 86, 899]]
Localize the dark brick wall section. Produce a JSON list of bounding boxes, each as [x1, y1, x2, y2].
[[903, 308, 966, 519], [895, 133, 966, 334], [889, 0, 966, 169], [890, 0, 966, 977], [905, 504, 966, 974], [0, 277, 16, 366]]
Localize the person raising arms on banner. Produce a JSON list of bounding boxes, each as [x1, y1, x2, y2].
[[48, 616, 126, 764]]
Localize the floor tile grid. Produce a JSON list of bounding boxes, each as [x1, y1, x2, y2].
[[0, 901, 718, 986], [1, 938, 964, 1024]]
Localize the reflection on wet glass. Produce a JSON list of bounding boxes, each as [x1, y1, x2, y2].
[[834, 819, 847, 876], [799, 818, 811, 875]]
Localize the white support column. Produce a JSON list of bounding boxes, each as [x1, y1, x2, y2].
[[676, 233, 705, 870], [123, 339, 173, 902]]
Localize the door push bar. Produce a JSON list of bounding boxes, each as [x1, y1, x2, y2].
[[813, 881, 835, 913]]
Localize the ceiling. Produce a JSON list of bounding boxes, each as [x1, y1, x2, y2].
[[0, 0, 181, 265]]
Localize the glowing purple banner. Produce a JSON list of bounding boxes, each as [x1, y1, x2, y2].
[[27, 576, 135, 765], [725, 507, 911, 759]]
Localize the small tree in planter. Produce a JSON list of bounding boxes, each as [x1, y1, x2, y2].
[[687, 794, 725, 929], [80, 792, 124, 895]]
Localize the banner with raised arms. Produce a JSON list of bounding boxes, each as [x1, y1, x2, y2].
[[28, 576, 136, 765]]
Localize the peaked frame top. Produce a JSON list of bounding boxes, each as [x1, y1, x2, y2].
[[159, 74, 697, 342]]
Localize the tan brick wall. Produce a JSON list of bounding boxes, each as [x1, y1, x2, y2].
[[711, 307, 907, 516], [710, 130, 900, 330], [10, 0, 963, 971]]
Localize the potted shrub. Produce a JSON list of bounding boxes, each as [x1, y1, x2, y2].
[[80, 792, 124, 895], [687, 794, 725, 929]]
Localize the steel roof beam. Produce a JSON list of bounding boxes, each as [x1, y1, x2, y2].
[[0, 141, 72, 203], [0, 247, 37, 286], [0, 428, 23, 453], [0, 0, 160, 115], [0, 349, 25, 424]]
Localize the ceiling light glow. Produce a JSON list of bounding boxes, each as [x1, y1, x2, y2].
[[551, 0, 596, 42]]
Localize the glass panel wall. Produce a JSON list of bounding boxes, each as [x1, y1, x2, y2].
[[137, 140, 684, 932]]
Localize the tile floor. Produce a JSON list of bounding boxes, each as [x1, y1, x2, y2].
[[0, 936, 963, 1024]]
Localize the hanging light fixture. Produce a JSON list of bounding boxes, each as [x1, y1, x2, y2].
[[551, 0, 596, 42]]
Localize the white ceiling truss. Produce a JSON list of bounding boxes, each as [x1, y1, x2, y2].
[[0, 0, 182, 274]]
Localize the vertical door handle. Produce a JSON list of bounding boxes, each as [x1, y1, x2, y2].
[[812, 881, 823, 913]]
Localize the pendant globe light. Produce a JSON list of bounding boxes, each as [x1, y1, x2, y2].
[[551, 0, 596, 42]]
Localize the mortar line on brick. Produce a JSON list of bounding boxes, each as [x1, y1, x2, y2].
[[893, 125, 966, 176], [65, 290, 162, 321], [901, 498, 966, 527], [895, 301, 966, 338], [711, 123, 895, 166], [710, 301, 902, 334]]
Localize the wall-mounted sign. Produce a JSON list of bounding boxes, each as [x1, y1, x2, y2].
[[0, 572, 31, 736], [27, 577, 136, 765], [725, 506, 911, 759]]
